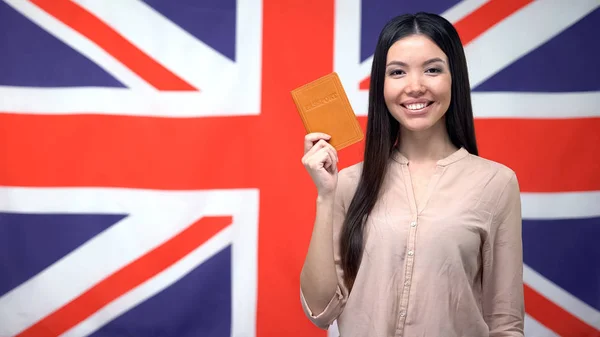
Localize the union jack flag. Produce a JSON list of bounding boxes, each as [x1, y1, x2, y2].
[[0, 0, 598, 337]]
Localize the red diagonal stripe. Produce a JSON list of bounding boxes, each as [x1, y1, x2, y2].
[[30, 0, 196, 91], [359, 0, 534, 90], [1, 114, 599, 192], [453, 0, 534, 45], [524, 284, 600, 337], [15, 216, 231, 337]]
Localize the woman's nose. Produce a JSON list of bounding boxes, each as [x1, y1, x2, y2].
[[405, 75, 425, 96]]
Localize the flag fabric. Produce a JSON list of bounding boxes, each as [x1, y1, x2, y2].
[[0, 0, 598, 336]]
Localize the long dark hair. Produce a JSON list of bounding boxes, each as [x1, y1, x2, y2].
[[339, 12, 478, 290]]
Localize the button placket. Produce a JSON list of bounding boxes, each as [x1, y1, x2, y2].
[[396, 217, 418, 336], [396, 164, 422, 336]]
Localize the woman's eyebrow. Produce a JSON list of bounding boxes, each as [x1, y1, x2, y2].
[[386, 57, 446, 68]]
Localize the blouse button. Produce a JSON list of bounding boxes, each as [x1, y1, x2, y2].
[[410, 221, 417, 227], [408, 250, 414, 256]]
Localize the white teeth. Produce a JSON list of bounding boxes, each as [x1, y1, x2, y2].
[[406, 103, 428, 110]]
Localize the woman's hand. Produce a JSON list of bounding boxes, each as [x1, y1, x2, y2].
[[301, 133, 339, 198]]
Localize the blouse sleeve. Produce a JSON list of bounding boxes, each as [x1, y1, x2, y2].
[[300, 169, 352, 330], [482, 171, 525, 336]]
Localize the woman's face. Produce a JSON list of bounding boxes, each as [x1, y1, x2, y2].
[[383, 34, 452, 133]]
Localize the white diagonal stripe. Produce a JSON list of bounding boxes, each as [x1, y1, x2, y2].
[[521, 192, 600, 220], [524, 314, 560, 337], [466, 0, 600, 88], [73, 0, 230, 92], [74, 0, 262, 110], [442, 0, 490, 23], [472, 92, 600, 119], [60, 226, 234, 337], [0, 187, 258, 337], [2, 0, 154, 91], [0, 212, 187, 336], [1, 0, 263, 115], [524, 264, 600, 331]]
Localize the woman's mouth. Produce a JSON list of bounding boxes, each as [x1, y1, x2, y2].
[[401, 101, 434, 113]]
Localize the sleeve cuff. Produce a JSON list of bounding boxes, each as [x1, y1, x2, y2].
[[300, 286, 344, 329]]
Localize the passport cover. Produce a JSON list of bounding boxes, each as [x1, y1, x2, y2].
[[291, 72, 364, 150]]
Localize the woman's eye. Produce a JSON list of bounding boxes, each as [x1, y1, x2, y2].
[[426, 68, 442, 74], [389, 69, 405, 76]]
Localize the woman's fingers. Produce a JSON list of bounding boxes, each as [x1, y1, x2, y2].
[[303, 133, 331, 154]]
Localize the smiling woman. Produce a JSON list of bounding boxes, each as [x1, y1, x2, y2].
[[300, 12, 525, 337]]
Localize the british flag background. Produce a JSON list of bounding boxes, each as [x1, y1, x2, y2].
[[0, 0, 598, 336]]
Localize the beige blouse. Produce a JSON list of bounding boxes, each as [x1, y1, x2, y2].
[[300, 147, 524, 336]]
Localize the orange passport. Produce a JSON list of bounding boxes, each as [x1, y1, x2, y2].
[[291, 72, 364, 150]]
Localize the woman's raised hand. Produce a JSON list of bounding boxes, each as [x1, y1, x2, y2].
[[301, 133, 339, 198]]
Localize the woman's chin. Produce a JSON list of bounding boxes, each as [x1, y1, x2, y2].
[[400, 119, 437, 132]]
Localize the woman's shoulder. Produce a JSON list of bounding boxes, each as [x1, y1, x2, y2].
[[464, 153, 519, 189], [338, 162, 363, 190], [335, 161, 363, 202], [339, 161, 363, 182]]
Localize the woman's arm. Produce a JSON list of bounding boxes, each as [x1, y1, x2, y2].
[[299, 133, 348, 329], [482, 171, 525, 336], [300, 193, 345, 328]]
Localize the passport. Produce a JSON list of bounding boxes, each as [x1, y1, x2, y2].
[[291, 72, 364, 150]]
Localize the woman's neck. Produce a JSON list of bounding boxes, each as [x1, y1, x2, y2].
[[397, 119, 458, 164]]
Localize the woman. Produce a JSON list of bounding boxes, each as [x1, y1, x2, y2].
[[300, 12, 524, 337]]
